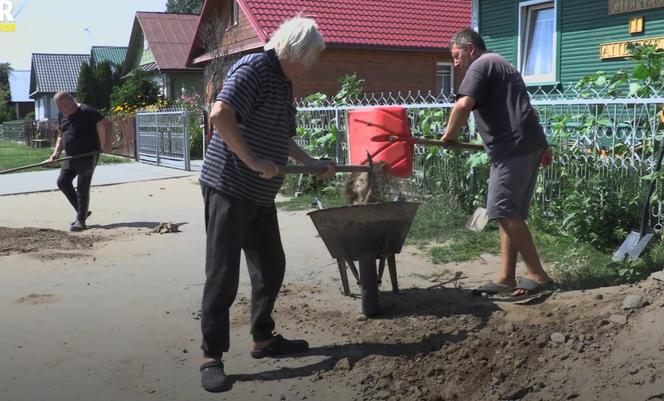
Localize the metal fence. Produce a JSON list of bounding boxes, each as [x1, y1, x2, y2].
[[0, 120, 26, 142], [294, 85, 664, 228], [135, 109, 191, 170]]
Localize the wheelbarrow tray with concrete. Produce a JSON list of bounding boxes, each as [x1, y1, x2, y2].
[[307, 201, 419, 317]]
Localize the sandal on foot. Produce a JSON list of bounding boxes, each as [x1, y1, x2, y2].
[[200, 360, 232, 393], [511, 278, 556, 300], [250, 334, 309, 359], [471, 280, 513, 296]]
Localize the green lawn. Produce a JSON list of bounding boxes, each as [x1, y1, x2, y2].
[[0, 140, 129, 173]]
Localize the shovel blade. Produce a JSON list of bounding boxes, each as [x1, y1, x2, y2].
[[465, 207, 489, 232], [612, 231, 654, 262]]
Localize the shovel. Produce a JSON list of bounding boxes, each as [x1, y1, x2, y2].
[[0, 151, 102, 175], [612, 137, 664, 262]]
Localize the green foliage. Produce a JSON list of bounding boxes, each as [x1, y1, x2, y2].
[[77, 61, 118, 111], [175, 93, 204, 158], [110, 69, 162, 111], [77, 62, 97, 108], [0, 63, 12, 123], [0, 86, 12, 123], [165, 0, 203, 14], [334, 73, 364, 104], [286, 73, 367, 196], [94, 61, 115, 111], [0, 62, 11, 88], [23, 111, 35, 121]]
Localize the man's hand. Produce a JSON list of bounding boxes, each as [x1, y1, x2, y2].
[[311, 159, 337, 180], [440, 132, 457, 144], [48, 153, 60, 164], [251, 159, 280, 179]]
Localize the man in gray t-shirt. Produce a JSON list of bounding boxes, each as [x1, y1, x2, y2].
[[442, 29, 553, 299]]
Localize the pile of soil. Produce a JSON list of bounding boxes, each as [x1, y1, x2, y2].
[[0, 226, 97, 257], [255, 276, 664, 401]]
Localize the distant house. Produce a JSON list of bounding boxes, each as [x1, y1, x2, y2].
[[187, 0, 471, 98], [90, 46, 128, 71], [8, 70, 34, 119], [29, 53, 88, 121], [122, 12, 203, 100]]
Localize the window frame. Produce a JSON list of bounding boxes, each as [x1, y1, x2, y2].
[[435, 61, 455, 97], [517, 0, 557, 85]]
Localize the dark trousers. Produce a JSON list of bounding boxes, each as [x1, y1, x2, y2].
[[56, 155, 98, 222], [200, 185, 286, 359]]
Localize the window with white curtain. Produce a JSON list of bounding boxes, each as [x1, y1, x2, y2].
[[435, 62, 454, 97], [519, 1, 556, 83]]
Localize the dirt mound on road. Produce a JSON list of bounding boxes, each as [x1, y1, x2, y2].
[[0, 226, 98, 257], [270, 277, 664, 401]]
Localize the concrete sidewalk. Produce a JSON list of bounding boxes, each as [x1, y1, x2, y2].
[[0, 161, 201, 196]]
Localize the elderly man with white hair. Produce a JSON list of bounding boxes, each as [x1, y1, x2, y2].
[[198, 16, 335, 392]]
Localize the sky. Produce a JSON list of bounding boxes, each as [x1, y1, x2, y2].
[[0, 0, 169, 70]]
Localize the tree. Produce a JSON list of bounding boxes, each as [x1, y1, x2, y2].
[[94, 61, 114, 111], [77, 62, 98, 108], [0, 86, 12, 123], [110, 69, 162, 110], [0, 62, 11, 88], [165, 0, 203, 14], [0, 63, 13, 122]]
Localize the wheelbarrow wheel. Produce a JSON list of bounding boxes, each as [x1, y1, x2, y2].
[[358, 253, 380, 317]]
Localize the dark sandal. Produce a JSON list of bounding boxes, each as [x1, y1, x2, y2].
[[512, 278, 556, 299], [250, 334, 309, 359], [471, 280, 513, 295], [200, 360, 232, 393]]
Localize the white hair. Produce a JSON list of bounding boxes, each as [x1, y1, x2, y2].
[[265, 16, 325, 67]]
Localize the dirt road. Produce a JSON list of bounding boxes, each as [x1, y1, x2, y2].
[[1, 177, 662, 401]]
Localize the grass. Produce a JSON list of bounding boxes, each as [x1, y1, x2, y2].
[[0, 140, 129, 173], [276, 191, 664, 291]]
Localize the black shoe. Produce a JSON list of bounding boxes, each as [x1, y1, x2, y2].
[[250, 334, 309, 359], [200, 360, 232, 392], [70, 219, 87, 232], [71, 211, 92, 225]]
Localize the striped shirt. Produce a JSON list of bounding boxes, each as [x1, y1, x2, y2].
[[199, 49, 296, 206]]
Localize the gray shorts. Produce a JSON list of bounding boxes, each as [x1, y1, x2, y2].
[[486, 149, 543, 220]]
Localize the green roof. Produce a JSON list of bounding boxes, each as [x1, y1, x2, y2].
[[91, 46, 128, 68]]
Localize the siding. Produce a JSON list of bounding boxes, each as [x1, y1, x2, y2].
[[561, 1, 664, 84], [479, 0, 664, 87], [479, 0, 517, 61]]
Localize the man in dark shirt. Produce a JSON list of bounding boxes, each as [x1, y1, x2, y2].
[[442, 29, 554, 299], [198, 16, 335, 393], [49, 91, 111, 231]]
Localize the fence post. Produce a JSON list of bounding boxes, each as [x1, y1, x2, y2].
[[335, 109, 342, 164], [135, 114, 141, 162], [183, 110, 191, 171]]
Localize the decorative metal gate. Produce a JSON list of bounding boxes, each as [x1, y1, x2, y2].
[[136, 110, 191, 171]]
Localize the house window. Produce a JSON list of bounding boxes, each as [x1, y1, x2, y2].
[[435, 62, 454, 97], [519, 0, 556, 84], [230, 0, 238, 26]]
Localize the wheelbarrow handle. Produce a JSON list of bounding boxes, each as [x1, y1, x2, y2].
[[280, 164, 371, 175], [0, 151, 102, 175]]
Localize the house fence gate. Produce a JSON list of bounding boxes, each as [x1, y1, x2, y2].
[[135, 110, 191, 171]]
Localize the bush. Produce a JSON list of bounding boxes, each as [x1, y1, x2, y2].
[[110, 69, 162, 113]]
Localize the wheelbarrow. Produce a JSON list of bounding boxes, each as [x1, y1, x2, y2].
[[307, 201, 419, 317]]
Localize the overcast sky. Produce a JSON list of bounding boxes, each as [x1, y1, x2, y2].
[[1, 0, 169, 70]]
